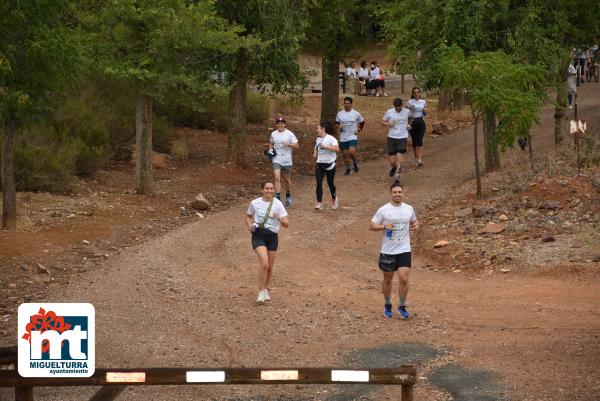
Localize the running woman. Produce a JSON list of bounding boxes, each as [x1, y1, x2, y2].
[[269, 116, 299, 206], [314, 121, 340, 210], [335, 97, 365, 176], [407, 87, 427, 167], [245, 181, 289, 305], [370, 181, 419, 319], [383, 98, 411, 179]]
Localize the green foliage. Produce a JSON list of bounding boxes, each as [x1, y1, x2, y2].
[[157, 88, 270, 130], [0, 0, 80, 125], [82, 0, 241, 107], [436, 46, 547, 149]]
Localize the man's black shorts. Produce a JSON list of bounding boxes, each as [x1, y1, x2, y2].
[[387, 137, 407, 155], [378, 252, 411, 272], [251, 228, 279, 251]]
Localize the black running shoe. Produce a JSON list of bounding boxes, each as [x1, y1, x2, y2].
[[389, 166, 397, 177], [344, 168, 352, 176], [353, 162, 360, 173]]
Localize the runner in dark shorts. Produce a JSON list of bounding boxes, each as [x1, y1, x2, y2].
[[245, 182, 289, 305], [370, 181, 419, 319]]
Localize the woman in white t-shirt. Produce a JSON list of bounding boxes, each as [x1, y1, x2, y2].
[[313, 121, 340, 210], [245, 182, 289, 305], [406, 87, 427, 167]]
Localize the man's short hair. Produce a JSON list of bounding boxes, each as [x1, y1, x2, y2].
[[393, 98, 402, 107], [390, 180, 403, 192], [344, 96, 353, 104]]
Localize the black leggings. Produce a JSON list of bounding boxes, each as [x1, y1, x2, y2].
[[315, 165, 336, 202]]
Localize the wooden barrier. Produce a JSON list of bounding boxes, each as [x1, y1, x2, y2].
[[0, 347, 416, 401]]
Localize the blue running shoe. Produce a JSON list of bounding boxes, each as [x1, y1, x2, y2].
[[384, 304, 393, 318], [398, 306, 411, 319], [285, 194, 292, 207]]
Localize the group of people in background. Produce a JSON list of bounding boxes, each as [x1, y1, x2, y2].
[[346, 60, 388, 97], [568, 45, 599, 109], [246, 87, 426, 318]]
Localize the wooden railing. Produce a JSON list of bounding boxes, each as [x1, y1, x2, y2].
[[0, 347, 416, 401]]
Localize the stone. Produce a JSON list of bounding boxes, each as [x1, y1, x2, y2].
[[191, 193, 210, 211], [36, 263, 49, 274], [434, 240, 449, 248], [8, 283, 17, 289], [498, 214, 509, 221], [145, 206, 156, 212], [431, 122, 450, 136], [593, 255, 600, 263], [179, 207, 187, 216], [541, 235, 555, 243], [82, 240, 90, 245], [195, 212, 205, 219], [538, 200, 560, 210], [477, 222, 507, 235], [67, 213, 76, 219], [472, 206, 491, 218], [499, 268, 511, 273]]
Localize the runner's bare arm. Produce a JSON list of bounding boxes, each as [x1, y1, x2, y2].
[[370, 222, 392, 231], [278, 216, 289, 228], [410, 219, 419, 230], [245, 214, 255, 233]]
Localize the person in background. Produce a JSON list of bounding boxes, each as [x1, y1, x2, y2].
[[269, 117, 299, 206], [567, 62, 577, 109], [358, 61, 370, 96], [313, 121, 340, 210], [367, 61, 388, 97], [383, 98, 411, 179], [335, 96, 365, 175], [346, 61, 357, 79], [407, 87, 427, 167]]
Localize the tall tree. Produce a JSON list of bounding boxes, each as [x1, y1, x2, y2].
[[83, 0, 240, 193], [0, 0, 79, 229], [437, 46, 546, 197], [216, 0, 307, 167], [306, 0, 365, 125]]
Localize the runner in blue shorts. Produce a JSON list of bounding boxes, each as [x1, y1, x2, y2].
[[335, 97, 365, 175]]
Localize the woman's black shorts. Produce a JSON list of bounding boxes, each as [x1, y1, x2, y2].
[[378, 252, 411, 272], [410, 118, 426, 147], [252, 228, 279, 251]]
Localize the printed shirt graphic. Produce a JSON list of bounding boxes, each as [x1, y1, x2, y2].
[[315, 134, 338, 165], [371, 202, 416, 255], [270, 129, 298, 166], [407, 99, 427, 119], [335, 109, 364, 142], [247, 198, 288, 233], [383, 107, 410, 139]]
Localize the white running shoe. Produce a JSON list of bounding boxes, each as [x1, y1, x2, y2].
[[331, 198, 339, 209], [256, 290, 266, 305], [315, 202, 322, 210], [264, 289, 271, 301], [413, 158, 419, 166]]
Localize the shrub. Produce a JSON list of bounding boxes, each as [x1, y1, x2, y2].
[[169, 136, 189, 160], [246, 91, 270, 123]]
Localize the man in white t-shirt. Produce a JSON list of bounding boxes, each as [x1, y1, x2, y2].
[[370, 182, 419, 319], [345, 61, 357, 79], [269, 116, 299, 206], [383, 98, 411, 179], [335, 97, 365, 176], [567, 63, 577, 109]]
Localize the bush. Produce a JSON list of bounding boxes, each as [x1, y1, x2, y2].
[[157, 88, 270, 131], [170, 136, 189, 160], [152, 115, 177, 154]]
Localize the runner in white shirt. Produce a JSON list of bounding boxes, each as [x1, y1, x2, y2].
[[567, 63, 577, 109], [313, 121, 340, 210], [406, 87, 427, 167], [245, 181, 289, 305], [268, 116, 299, 206], [370, 181, 419, 319], [382, 98, 411, 179], [335, 97, 365, 176]]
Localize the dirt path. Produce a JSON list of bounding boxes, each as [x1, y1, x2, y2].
[[10, 85, 600, 401]]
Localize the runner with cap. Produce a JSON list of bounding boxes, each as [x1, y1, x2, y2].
[[269, 116, 299, 206], [335, 97, 365, 176]]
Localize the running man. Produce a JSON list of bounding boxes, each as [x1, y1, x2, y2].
[[407, 87, 427, 167], [246, 182, 289, 305], [335, 97, 365, 176], [269, 116, 299, 206], [370, 182, 419, 319], [383, 98, 411, 179]]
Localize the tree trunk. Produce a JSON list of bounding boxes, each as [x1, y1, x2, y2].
[[135, 89, 153, 194], [473, 115, 482, 199], [321, 53, 340, 126], [438, 88, 452, 112], [227, 49, 248, 167], [452, 88, 464, 110], [554, 77, 567, 147], [483, 111, 500, 172], [401, 74, 405, 94], [1, 120, 17, 229], [528, 134, 534, 170]]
